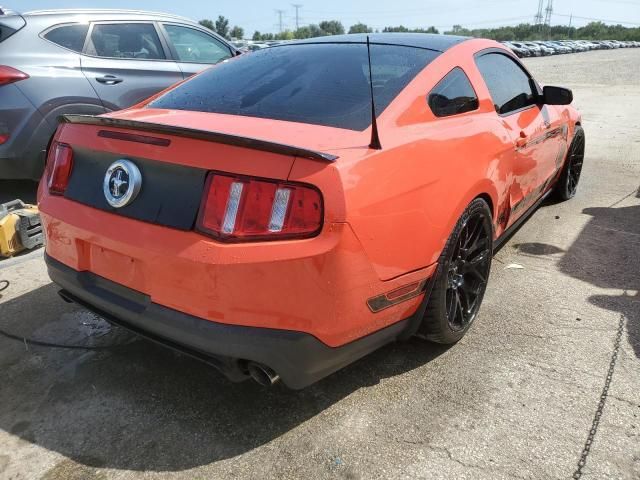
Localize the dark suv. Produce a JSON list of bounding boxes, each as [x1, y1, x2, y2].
[[0, 8, 238, 179]]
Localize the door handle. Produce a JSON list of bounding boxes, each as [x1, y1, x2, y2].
[[515, 131, 528, 148], [96, 75, 123, 85]]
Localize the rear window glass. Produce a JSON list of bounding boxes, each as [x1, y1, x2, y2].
[[44, 24, 89, 52], [149, 43, 438, 130], [0, 16, 26, 43]]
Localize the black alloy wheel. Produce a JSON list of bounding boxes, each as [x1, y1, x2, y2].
[[421, 198, 493, 344], [445, 212, 492, 331], [556, 126, 585, 201]]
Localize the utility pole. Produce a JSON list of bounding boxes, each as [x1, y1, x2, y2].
[[568, 13, 573, 37], [275, 9, 285, 33], [292, 4, 302, 30]]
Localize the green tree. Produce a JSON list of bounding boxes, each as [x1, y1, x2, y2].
[[318, 20, 345, 35], [295, 24, 326, 38], [252, 31, 262, 41], [382, 25, 438, 34], [276, 30, 296, 40], [199, 19, 215, 31], [349, 23, 372, 34], [230, 26, 244, 39], [383, 25, 410, 32], [215, 15, 230, 39]]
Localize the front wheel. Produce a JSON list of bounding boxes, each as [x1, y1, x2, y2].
[[420, 198, 493, 344]]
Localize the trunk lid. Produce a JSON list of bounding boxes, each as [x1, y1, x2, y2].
[[52, 108, 351, 232]]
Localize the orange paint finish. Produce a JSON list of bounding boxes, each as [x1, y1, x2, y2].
[[39, 37, 579, 352], [40, 191, 433, 347], [324, 39, 580, 279]]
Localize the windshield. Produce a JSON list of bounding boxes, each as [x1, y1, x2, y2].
[[149, 43, 439, 131]]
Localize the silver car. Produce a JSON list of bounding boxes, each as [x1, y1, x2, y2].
[[0, 8, 238, 179]]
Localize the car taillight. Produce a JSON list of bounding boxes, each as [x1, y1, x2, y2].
[[0, 66, 29, 86], [197, 172, 323, 242], [46, 142, 74, 195]]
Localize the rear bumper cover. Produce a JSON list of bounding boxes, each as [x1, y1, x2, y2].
[[46, 254, 426, 389]]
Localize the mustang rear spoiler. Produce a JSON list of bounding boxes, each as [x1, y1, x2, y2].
[[59, 114, 338, 163]]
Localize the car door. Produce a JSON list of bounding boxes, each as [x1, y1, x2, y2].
[[80, 21, 183, 110], [158, 23, 234, 78], [475, 51, 562, 224]]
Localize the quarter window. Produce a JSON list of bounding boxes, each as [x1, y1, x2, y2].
[[44, 24, 89, 52], [87, 23, 165, 60], [164, 24, 232, 64], [428, 67, 479, 117], [475, 53, 536, 114]]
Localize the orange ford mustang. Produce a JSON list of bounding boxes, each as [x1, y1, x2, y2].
[[38, 34, 584, 388]]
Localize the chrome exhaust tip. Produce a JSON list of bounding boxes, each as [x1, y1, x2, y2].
[[247, 362, 280, 386]]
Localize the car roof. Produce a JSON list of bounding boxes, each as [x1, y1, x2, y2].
[[286, 33, 469, 52], [21, 8, 196, 24]]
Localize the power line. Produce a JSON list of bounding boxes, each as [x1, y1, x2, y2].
[[553, 12, 640, 25]]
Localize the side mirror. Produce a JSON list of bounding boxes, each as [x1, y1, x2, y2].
[[542, 85, 573, 105]]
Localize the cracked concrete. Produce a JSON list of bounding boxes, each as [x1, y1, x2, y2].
[[0, 49, 639, 479]]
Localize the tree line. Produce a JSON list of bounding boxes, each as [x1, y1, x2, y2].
[[448, 22, 640, 41], [198, 15, 640, 42]]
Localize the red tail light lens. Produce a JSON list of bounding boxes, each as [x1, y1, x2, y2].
[[0, 66, 29, 86], [197, 172, 323, 242], [46, 142, 74, 195]]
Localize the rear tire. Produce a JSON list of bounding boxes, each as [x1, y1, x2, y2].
[[420, 198, 493, 344], [554, 126, 585, 201]]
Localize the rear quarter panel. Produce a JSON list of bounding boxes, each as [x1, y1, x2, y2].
[[339, 39, 516, 281]]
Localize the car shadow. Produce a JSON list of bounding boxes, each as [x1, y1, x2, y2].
[[0, 282, 450, 472], [516, 187, 640, 359]]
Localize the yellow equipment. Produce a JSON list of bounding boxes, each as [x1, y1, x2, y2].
[[0, 200, 44, 258]]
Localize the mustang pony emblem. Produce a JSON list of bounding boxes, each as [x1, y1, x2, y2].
[[103, 159, 142, 208], [110, 169, 128, 198]]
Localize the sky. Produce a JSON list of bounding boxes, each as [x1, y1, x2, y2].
[[10, 0, 640, 35]]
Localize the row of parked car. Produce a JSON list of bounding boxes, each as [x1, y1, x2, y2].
[[502, 39, 639, 57]]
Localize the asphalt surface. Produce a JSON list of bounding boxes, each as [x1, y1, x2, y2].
[[0, 48, 638, 480]]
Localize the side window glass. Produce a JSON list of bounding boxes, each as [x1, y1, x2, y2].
[[428, 67, 479, 117], [475, 53, 535, 114], [88, 23, 165, 60], [44, 24, 89, 52], [164, 25, 232, 64]]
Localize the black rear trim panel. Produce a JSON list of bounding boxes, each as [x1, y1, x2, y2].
[[65, 147, 206, 230]]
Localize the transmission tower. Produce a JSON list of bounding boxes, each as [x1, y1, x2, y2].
[[292, 4, 302, 30], [544, 0, 553, 27], [534, 0, 544, 25], [275, 9, 285, 33]]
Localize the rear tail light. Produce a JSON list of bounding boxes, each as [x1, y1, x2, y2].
[[197, 172, 323, 242], [0, 66, 29, 86], [45, 141, 74, 195]]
